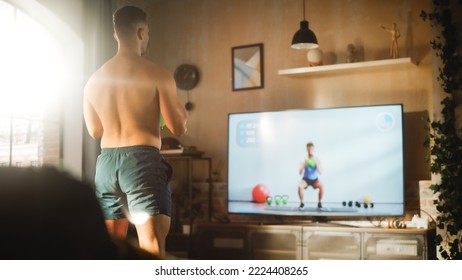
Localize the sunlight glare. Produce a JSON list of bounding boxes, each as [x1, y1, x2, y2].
[[0, 4, 63, 118], [130, 212, 150, 225]]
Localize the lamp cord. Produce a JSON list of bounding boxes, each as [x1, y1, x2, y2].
[[303, 0, 306, 20]]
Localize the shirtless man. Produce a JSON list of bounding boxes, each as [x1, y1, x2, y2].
[[83, 5, 187, 257]]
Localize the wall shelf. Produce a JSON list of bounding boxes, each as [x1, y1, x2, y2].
[[278, 57, 415, 77]]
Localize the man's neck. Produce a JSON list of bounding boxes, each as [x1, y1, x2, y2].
[[117, 43, 142, 57]]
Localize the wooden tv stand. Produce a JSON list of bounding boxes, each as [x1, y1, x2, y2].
[[192, 223, 436, 260]]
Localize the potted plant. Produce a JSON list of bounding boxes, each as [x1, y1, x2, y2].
[[421, 0, 462, 259]]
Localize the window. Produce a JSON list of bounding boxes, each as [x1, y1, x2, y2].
[[0, 0, 62, 167]]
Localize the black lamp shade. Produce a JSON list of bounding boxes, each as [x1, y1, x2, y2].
[[291, 20, 318, 49]]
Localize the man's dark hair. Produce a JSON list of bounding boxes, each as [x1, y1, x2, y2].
[[113, 5, 147, 40]]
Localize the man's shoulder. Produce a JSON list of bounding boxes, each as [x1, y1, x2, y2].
[[84, 66, 106, 92], [142, 58, 171, 77], [86, 59, 114, 82]]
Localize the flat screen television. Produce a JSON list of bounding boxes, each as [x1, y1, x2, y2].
[[227, 104, 405, 221]]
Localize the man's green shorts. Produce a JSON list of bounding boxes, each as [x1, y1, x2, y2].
[[95, 146, 172, 220]]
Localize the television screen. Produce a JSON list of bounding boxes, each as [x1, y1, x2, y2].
[[227, 104, 404, 219]]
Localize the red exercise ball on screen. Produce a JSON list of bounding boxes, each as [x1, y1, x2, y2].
[[252, 184, 270, 203]]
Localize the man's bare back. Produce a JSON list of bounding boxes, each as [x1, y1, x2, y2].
[[84, 52, 186, 149], [83, 5, 186, 257]]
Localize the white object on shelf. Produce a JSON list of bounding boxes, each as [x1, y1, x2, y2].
[[406, 214, 429, 229], [307, 48, 323, 66], [160, 147, 184, 155], [278, 57, 415, 77]]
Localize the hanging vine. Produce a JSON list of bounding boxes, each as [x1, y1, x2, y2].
[[421, 0, 462, 259]]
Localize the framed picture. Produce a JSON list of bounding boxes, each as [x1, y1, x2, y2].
[[232, 43, 264, 91]]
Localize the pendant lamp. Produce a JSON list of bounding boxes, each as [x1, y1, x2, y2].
[[291, 0, 318, 49]]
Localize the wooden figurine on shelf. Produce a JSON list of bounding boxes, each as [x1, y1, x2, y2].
[[380, 22, 400, 58]]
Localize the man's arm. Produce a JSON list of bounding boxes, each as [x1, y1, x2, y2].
[[83, 87, 103, 140], [157, 69, 187, 137], [299, 160, 305, 175], [315, 157, 323, 175]]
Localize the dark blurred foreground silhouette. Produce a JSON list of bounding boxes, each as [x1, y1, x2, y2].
[[0, 167, 158, 260]]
